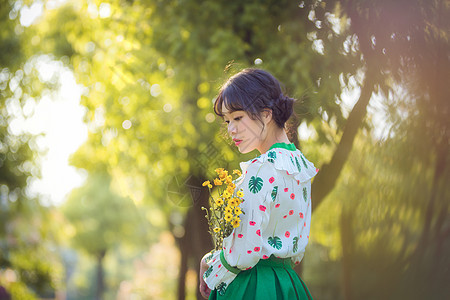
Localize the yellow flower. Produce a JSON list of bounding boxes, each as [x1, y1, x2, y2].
[[222, 190, 230, 198], [228, 183, 236, 189], [215, 168, 224, 174], [233, 169, 242, 176], [229, 198, 238, 207], [234, 207, 242, 216], [208, 184, 212, 188], [219, 170, 228, 180], [225, 175, 233, 184], [214, 178, 222, 185], [224, 213, 233, 222], [237, 190, 244, 197], [215, 198, 224, 207], [227, 187, 235, 195], [213, 227, 220, 233], [231, 218, 241, 228], [224, 206, 232, 214], [202, 180, 210, 187]]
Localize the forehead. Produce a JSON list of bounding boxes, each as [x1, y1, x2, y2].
[[221, 102, 242, 116], [221, 102, 232, 116]]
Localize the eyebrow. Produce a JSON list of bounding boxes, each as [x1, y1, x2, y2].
[[223, 109, 243, 116]]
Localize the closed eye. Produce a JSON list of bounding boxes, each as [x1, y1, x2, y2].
[[224, 117, 242, 124]]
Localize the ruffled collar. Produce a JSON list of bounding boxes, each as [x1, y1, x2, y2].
[[269, 142, 296, 151], [238, 142, 318, 183]]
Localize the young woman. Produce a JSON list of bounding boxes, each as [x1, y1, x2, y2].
[[199, 68, 318, 300]]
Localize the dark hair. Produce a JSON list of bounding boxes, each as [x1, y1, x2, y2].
[[214, 68, 295, 130]]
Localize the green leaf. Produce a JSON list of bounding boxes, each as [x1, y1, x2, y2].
[[217, 282, 228, 296], [268, 151, 277, 162], [303, 187, 308, 202], [293, 237, 299, 253], [248, 176, 263, 194], [268, 236, 282, 250], [204, 266, 213, 278], [295, 156, 302, 172], [271, 186, 278, 201], [301, 155, 308, 169]]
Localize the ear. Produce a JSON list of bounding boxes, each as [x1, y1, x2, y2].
[[262, 109, 273, 123]]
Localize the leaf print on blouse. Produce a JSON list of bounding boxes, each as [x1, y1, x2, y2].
[[271, 186, 278, 201], [217, 282, 228, 296], [267, 151, 277, 163], [295, 156, 302, 172], [293, 237, 299, 253], [248, 176, 263, 194], [205, 252, 213, 263], [204, 266, 213, 278], [301, 154, 308, 169], [303, 187, 308, 202], [268, 236, 283, 250]]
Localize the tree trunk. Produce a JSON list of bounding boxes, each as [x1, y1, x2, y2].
[[96, 250, 106, 300], [340, 207, 354, 300], [177, 232, 188, 300], [176, 176, 213, 300], [411, 137, 448, 268], [312, 71, 374, 211]]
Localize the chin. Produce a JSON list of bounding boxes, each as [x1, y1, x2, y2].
[[238, 149, 252, 154], [238, 145, 255, 154]]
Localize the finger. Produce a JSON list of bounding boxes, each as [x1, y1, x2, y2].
[[199, 282, 208, 299], [200, 287, 209, 299]]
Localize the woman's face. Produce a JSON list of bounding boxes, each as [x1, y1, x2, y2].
[[222, 103, 267, 154]]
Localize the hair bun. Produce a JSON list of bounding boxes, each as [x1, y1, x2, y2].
[[272, 94, 294, 126]]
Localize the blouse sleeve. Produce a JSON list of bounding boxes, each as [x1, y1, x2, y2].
[[203, 161, 276, 291]]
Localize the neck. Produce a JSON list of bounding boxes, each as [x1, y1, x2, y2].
[[257, 126, 291, 154]]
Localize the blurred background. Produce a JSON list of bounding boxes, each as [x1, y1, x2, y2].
[[0, 0, 449, 299]]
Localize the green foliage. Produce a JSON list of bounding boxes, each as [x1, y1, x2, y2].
[[62, 172, 145, 256], [0, 198, 63, 297], [2, 281, 38, 300], [1, 0, 447, 299], [307, 125, 449, 299]]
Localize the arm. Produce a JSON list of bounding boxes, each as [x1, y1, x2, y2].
[[203, 162, 276, 291], [199, 253, 211, 299]]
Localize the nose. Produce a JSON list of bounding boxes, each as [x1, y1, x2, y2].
[[228, 122, 237, 136]]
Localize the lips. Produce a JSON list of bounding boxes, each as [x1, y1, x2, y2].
[[233, 138, 242, 146]]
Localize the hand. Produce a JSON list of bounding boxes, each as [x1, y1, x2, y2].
[[199, 254, 212, 299]]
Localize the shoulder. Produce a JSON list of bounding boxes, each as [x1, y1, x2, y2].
[[237, 159, 277, 196], [240, 148, 319, 184], [239, 153, 276, 177]]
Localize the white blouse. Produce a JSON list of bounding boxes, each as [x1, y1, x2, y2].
[[203, 143, 318, 292]]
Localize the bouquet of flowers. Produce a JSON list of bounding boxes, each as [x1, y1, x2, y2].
[[202, 168, 245, 251]]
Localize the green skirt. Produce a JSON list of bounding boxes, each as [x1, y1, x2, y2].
[[208, 255, 313, 300]]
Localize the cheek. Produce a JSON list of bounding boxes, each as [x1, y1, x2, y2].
[[242, 119, 262, 136]]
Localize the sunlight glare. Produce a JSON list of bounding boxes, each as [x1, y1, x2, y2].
[[20, 1, 43, 27], [22, 56, 88, 206]]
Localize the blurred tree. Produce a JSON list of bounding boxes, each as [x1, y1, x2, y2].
[[0, 0, 63, 297], [308, 0, 449, 204], [305, 0, 449, 298], [62, 171, 144, 300], [25, 0, 448, 299], [31, 0, 367, 298], [57, 1, 359, 297]]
